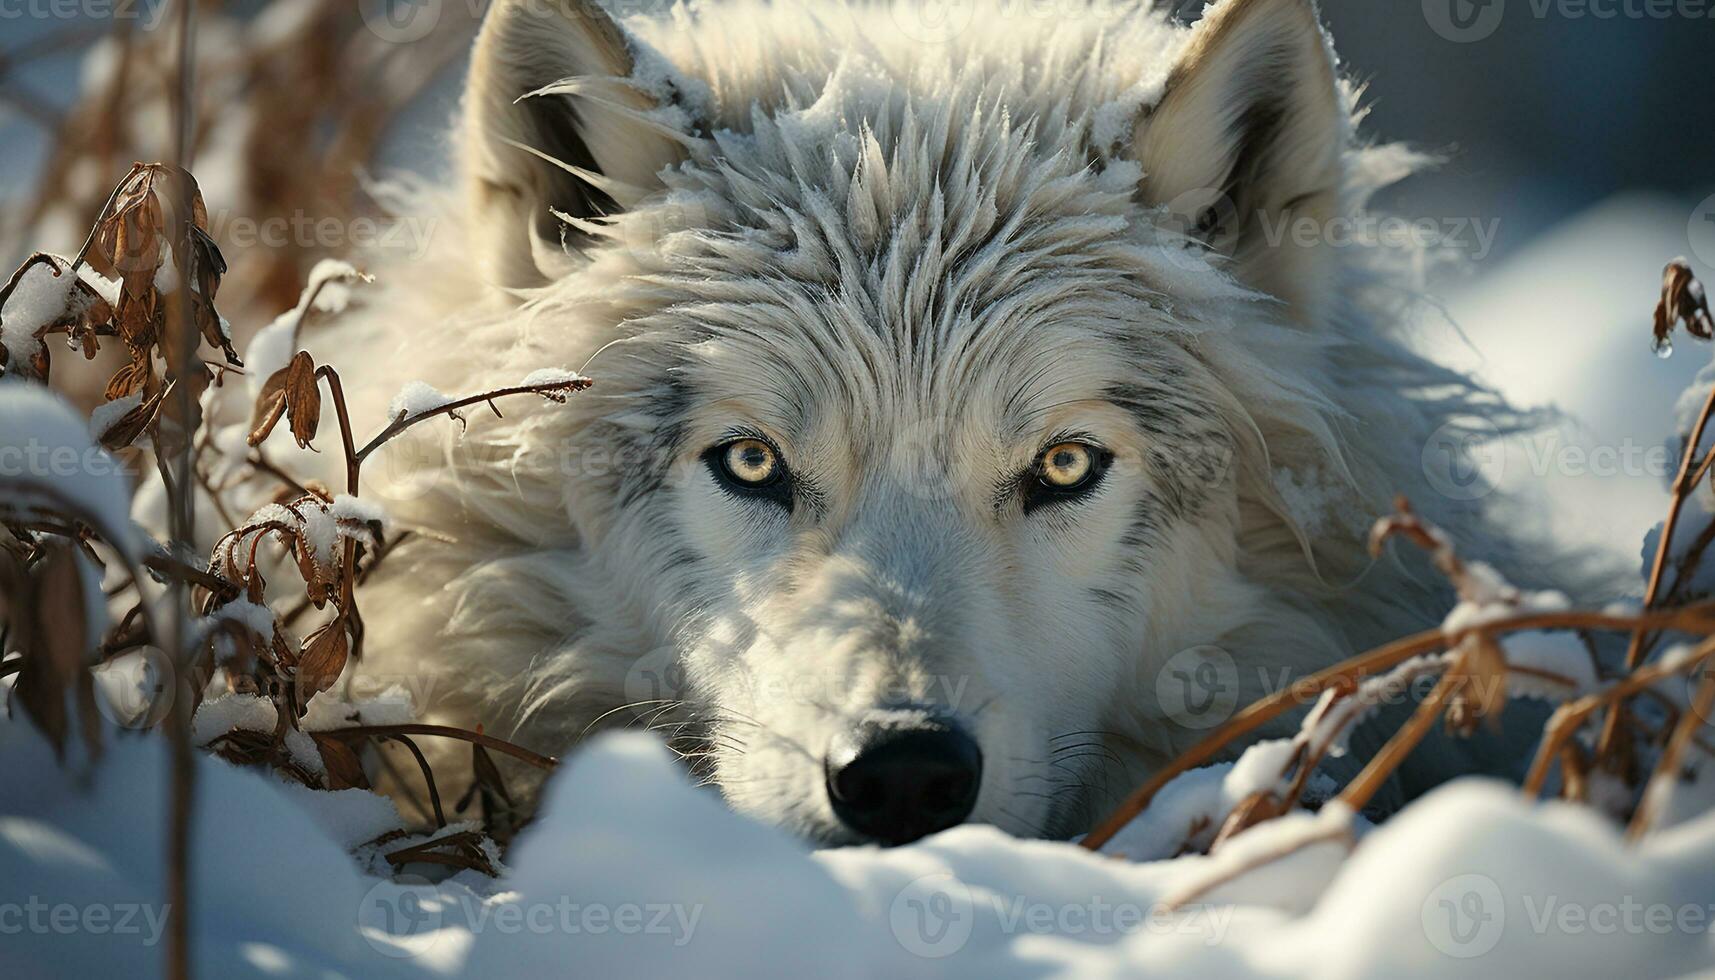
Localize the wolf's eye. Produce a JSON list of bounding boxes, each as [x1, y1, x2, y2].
[[706, 438, 793, 510], [1023, 441, 1111, 513], [1039, 443, 1096, 488], [719, 439, 780, 486]]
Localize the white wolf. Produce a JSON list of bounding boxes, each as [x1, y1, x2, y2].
[[335, 0, 1546, 845]]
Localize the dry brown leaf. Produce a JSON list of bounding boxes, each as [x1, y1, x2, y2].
[[1655, 259, 1714, 353], [313, 733, 371, 791], [10, 547, 96, 760], [97, 389, 163, 452], [296, 616, 350, 702], [284, 351, 321, 449], [1446, 633, 1509, 737], [104, 357, 152, 401]]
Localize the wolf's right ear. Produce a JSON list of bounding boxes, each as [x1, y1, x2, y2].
[[1132, 0, 1347, 321], [463, 0, 690, 287]]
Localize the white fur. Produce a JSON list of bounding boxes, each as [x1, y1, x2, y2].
[[323, 0, 1552, 842]]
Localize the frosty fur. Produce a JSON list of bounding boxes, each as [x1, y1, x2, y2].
[[325, 0, 1555, 841]]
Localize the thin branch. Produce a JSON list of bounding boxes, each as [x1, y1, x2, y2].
[[321, 723, 559, 772], [1080, 602, 1715, 851], [354, 378, 592, 466]]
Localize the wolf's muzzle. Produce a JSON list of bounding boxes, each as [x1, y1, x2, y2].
[[824, 715, 982, 845]]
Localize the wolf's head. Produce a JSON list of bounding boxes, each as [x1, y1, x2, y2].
[[362, 0, 1495, 845]]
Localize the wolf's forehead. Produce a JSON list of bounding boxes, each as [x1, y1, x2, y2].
[[679, 299, 1148, 443]]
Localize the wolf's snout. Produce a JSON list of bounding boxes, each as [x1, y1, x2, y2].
[[824, 719, 982, 845]]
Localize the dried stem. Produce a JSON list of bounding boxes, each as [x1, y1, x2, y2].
[[1628, 667, 1715, 840], [353, 378, 593, 466], [320, 724, 559, 772], [1524, 638, 1715, 796], [1081, 603, 1715, 851], [1334, 647, 1469, 812], [164, 4, 200, 975], [384, 735, 446, 828]]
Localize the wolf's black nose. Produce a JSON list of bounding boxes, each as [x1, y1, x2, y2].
[[825, 720, 982, 845]]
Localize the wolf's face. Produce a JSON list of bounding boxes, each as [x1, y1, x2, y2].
[[652, 284, 1244, 842], [440, 0, 1378, 844]]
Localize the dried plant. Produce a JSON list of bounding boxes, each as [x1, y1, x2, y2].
[[1079, 261, 1715, 889], [1, 157, 585, 906]]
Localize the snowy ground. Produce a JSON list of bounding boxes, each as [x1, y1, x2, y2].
[[5, 713, 1715, 980]]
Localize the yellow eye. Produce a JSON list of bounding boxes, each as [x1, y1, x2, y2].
[[1038, 442, 1096, 489], [721, 438, 779, 486]]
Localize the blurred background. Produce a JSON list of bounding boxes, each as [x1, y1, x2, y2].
[[1, 0, 1711, 567]]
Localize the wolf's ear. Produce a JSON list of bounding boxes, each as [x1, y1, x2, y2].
[[1133, 0, 1347, 320], [463, 0, 688, 286]]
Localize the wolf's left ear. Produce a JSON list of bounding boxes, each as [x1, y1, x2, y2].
[[1133, 0, 1347, 320], [463, 0, 691, 287]]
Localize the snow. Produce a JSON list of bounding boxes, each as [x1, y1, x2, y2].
[[300, 258, 371, 315], [299, 684, 416, 731], [520, 367, 589, 387], [1, 259, 74, 372], [0, 384, 137, 557], [330, 492, 389, 528], [199, 598, 277, 646], [76, 264, 123, 307], [1441, 560, 1571, 636], [8, 712, 1715, 979], [241, 260, 371, 398], [297, 503, 341, 576], [88, 389, 144, 441], [387, 380, 454, 420], [244, 312, 298, 400], [152, 242, 179, 294], [1502, 631, 1600, 701]]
